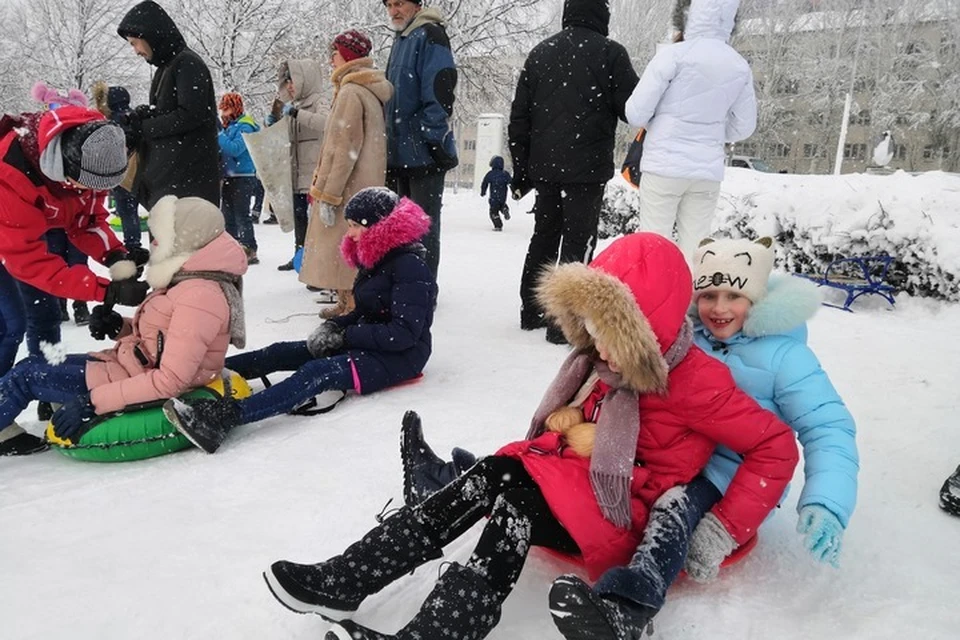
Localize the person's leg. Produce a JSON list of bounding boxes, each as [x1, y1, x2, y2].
[[113, 188, 143, 249], [235, 353, 354, 424], [406, 172, 446, 278], [251, 179, 265, 222], [0, 265, 27, 376], [489, 202, 503, 230], [519, 184, 563, 328], [16, 279, 61, 358], [674, 179, 721, 262], [221, 177, 239, 241], [293, 193, 309, 251], [637, 172, 688, 244], [225, 341, 317, 380], [0, 355, 88, 428], [558, 182, 604, 266]]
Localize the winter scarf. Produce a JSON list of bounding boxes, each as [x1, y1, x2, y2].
[[170, 270, 246, 349], [526, 318, 695, 528]]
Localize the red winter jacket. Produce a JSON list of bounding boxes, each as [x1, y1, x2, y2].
[[0, 106, 126, 302], [497, 233, 799, 579]]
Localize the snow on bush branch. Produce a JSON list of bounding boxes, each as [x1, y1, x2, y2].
[[600, 170, 960, 301]]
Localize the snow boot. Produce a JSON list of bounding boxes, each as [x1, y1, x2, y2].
[[319, 290, 355, 320], [162, 394, 241, 454], [546, 324, 569, 345], [264, 506, 442, 618], [72, 301, 90, 326], [58, 298, 70, 322], [324, 563, 502, 640], [0, 423, 48, 456], [549, 574, 656, 640], [940, 465, 960, 517], [401, 411, 477, 506]]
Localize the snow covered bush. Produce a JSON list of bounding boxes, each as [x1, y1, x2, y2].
[[600, 170, 960, 301]]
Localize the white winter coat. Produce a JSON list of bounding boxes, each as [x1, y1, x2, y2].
[[625, 0, 756, 182]]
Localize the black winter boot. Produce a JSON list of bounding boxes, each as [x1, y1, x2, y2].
[[324, 563, 502, 640], [549, 574, 656, 640], [401, 410, 459, 506], [72, 301, 90, 326], [37, 401, 55, 422], [940, 465, 960, 517], [0, 424, 48, 456], [162, 395, 241, 454], [264, 507, 442, 618]]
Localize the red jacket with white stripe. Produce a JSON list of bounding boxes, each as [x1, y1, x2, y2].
[[0, 106, 126, 302]]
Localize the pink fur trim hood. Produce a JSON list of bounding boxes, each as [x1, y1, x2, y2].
[[340, 197, 431, 269]]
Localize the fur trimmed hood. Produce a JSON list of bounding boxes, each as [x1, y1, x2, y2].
[[536, 233, 694, 393], [332, 58, 394, 104], [743, 274, 822, 337], [146, 195, 242, 289], [340, 197, 431, 270]]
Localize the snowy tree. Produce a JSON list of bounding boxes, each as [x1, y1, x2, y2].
[[2, 0, 142, 111]]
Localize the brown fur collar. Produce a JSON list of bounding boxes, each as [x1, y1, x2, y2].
[[536, 263, 668, 393]]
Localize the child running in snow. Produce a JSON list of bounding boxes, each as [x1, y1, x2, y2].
[[0, 196, 247, 452], [404, 236, 860, 639], [161, 187, 438, 454], [480, 155, 511, 231], [261, 232, 798, 640]]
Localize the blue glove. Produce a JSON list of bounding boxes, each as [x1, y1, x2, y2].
[[51, 394, 98, 441], [797, 504, 844, 567], [265, 113, 277, 126], [281, 103, 298, 118]]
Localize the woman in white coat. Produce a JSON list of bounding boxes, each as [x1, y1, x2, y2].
[[625, 0, 756, 260]]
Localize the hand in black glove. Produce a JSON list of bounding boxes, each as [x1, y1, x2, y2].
[[103, 250, 138, 281], [104, 278, 149, 308], [119, 110, 143, 150], [89, 304, 124, 340], [306, 321, 346, 358], [510, 175, 532, 200], [427, 143, 459, 172], [52, 393, 98, 441]]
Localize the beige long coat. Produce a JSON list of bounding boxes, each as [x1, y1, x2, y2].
[[300, 58, 394, 290]]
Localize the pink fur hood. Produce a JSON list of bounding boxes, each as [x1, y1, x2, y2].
[[340, 197, 431, 269]]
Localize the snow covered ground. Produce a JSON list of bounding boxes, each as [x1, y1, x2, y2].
[[2, 185, 959, 639]]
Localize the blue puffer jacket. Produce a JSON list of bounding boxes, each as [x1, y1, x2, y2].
[[330, 198, 438, 394], [218, 114, 259, 177], [480, 156, 511, 207], [695, 275, 860, 527], [385, 8, 458, 177]]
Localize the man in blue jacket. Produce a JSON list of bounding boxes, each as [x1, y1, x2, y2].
[[382, 0, 458, 279]]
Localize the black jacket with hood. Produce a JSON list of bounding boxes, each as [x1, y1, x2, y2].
[[118, 0, 220, 209], [508, 0, 639, 188]]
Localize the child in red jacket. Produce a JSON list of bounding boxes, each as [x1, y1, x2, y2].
[[262, 232, 798, 640]]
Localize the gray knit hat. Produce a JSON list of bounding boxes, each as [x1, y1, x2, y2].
[[60, 121, 128, 190]]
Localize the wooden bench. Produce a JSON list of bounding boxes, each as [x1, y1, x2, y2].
[[795, 255, 897, 312]]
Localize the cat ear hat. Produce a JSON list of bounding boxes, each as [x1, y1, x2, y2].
[[31, 81, 89, 109], [693, 237, 775, 303]]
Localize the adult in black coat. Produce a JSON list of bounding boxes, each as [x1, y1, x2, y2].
[[509, 0, 638, 338], [117, 0, 220, 209]]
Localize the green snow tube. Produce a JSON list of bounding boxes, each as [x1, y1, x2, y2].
[[45, 372, 252, 463]]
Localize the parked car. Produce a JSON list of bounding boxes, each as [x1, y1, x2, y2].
[[727, 155, 777, 172]]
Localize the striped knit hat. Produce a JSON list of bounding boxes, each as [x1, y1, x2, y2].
[[332, 30, 372, 62], [60, 121, 128, 191]]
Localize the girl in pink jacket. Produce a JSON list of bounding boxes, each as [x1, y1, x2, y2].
[[0, 196, 247, 455]]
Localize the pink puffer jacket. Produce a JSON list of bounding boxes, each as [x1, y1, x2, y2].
[[86, 233, 247, 414]]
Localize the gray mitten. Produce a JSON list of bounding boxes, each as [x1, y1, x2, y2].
[[684, 512, 737, 583], [307, 321, 345, 358], [319, 202, 337, 227]]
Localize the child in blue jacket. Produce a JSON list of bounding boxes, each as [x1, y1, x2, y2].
[[218, 92, 260, 264], [403, 236, 860, 638], [480, 156, 511, 231]]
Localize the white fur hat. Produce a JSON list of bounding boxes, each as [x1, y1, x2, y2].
[[146, 195, 225, 289], [693, 237, 776, 303]]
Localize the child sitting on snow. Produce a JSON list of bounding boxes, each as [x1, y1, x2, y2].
[[480, 155, 512, 231], [0, 196, 247, 453], [403, 236, 859, 637], [162, 187, 438, 454]]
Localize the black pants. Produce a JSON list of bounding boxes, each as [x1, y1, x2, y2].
[[519, 182, 604, 318], [488, 202, 508, 230], [389, 171, 446, 279], [293, 193, 309, 250], [417, 456, 578, 598]]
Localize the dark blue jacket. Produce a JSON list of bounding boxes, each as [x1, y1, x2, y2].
[[218, 114, 259, 177], [330, 199, 437, 393], [480, 156, 511, 207], [385, 8, 458, 178]]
